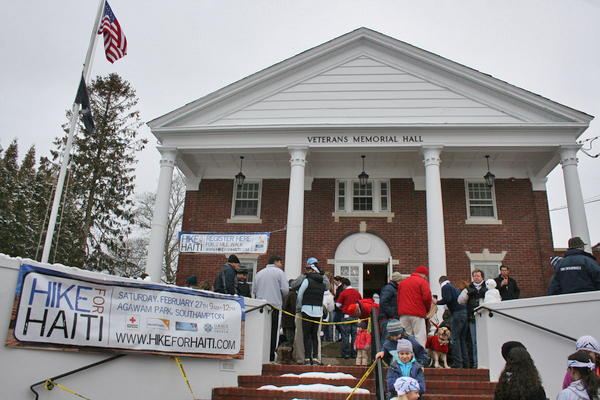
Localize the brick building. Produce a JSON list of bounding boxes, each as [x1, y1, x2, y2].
[[147, 28, 594, 298]]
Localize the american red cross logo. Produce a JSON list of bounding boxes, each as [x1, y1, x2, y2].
[[129, 317, 136, 323]]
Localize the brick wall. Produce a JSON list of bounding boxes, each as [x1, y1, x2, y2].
[[178, 178, 557, 298]]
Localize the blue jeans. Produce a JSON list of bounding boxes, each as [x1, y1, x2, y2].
[[340, 316, 357, 358], [333, 311, 343, 340], [450, 309, 469, 367], [469, 321, 478, 366]]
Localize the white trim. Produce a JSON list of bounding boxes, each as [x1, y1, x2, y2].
[[227, 218, 263, 224], [464, 219, 502, 225], [465, 248, 507, 262], [332, 212, 394, 222]]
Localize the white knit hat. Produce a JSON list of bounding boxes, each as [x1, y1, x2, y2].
[[576, 335, 600, 355], [394, 377, 420, 395]]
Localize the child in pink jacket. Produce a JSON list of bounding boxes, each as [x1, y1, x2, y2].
[[354, 321, 372, 366]]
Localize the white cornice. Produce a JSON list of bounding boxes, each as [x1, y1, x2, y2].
[[148, 28, 593, 131]]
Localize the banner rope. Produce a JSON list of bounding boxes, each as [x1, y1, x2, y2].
[[173, 356, 195, 398], [344, 359, 378, 400], [271, 305, 369, 325], [45, 379, 91, 400]]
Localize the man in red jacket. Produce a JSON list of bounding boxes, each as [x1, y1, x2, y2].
[[336, 278, 362, 359], [397, 266, 432, 347]]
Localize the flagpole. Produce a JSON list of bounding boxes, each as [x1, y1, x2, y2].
[[41, 0, 106, 263]]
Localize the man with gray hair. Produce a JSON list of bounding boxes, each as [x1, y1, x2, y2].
[[254, 255, 289, 361]]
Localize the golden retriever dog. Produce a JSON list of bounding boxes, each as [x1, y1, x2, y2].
[[426, 327, 451, 369]]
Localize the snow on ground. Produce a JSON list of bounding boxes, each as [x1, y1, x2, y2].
[[258, 383, 369, 394], [281, 372, 357, 380]]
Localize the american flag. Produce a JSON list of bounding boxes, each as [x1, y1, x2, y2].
[[97, 1, 127, 63]]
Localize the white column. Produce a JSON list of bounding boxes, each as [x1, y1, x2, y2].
[[422, 145, 447, 296], [558, 145, 592, 252], [146, 147, 178, 283], [284, 147, 308, 280]]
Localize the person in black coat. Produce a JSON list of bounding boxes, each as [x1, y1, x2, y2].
[[378, 272, 403, 346], [548, 236, 600, 295], [494, 265, 520, 300], [214, 255, 240, 295], [458, 269, 487, 368], [236, 266, 251, 297]]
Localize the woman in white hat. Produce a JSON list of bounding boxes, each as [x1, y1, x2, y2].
[[562, 336, 600, 390]]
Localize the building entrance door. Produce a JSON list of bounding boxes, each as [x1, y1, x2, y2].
[[363, 263, 388, 299], [334, 232, 393, 297]]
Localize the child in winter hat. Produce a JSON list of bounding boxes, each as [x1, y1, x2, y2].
[[562, 335, 600, 389], [391, 377, 420, 400], [386, 339, 425, 399], [376, 320, 429, 367], [354, 321, 371, 366]]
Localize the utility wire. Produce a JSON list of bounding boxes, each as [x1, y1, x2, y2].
[[549, 195, 600, 212]]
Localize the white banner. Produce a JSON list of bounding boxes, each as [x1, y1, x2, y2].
[[178, 232, 270, 254], [8, 265, 245, 357]]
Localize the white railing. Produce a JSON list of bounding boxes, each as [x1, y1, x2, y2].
[[477, 290, 600, 400]]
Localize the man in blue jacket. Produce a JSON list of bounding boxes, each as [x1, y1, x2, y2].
[[548, 237, 600, 295], [434, 276, 469, 368], [378, 272, 403, 346]]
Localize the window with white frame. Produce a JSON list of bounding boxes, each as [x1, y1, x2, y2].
[[465, 181, 497, 219], [470, 262, 501, 282], [232, 181, 261, 218], [336, 179, 390, 213]]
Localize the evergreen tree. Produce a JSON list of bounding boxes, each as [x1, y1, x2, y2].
[[53, 73, 147, 273]]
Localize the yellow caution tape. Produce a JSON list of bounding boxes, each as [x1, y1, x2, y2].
[[173, 356, 195, 399], [44, 379, 91, 400], [272, 305, 369, 325], [345, 359, 378, 400]]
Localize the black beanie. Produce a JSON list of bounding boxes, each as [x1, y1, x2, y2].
[[228, 254, 240, 264], [501, 341, 526, 361], [185, 275, 197, 286]]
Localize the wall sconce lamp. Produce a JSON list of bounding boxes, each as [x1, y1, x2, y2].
[[235, 156, 246, 188], [358, 155, 369, 187], [484, 155, 495, 188]]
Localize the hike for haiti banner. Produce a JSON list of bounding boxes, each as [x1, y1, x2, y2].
[[6, 264, 245, 359], [178, 231, 270, 254]]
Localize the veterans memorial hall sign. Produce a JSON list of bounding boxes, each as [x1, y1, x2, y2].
[[179, 232, 270, 254], [7, 264, 245, 358]]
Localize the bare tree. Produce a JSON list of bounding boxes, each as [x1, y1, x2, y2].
[[132, 170, 185, 283]]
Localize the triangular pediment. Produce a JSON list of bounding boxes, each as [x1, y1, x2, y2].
[[149, 28, 591, 131]]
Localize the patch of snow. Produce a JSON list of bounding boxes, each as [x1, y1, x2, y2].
[[258, 384, 369, 394], [281, 372, 356, 380]]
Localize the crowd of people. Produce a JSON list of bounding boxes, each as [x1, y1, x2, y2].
[[180, 234, 599, 399]]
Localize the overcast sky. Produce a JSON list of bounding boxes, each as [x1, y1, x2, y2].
[[1, 0, 599, 248]]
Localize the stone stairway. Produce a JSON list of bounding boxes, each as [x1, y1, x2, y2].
[[211, 341, 496, 400]]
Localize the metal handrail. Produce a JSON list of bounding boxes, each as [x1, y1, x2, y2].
[[476, 305, 577, 342], [30, 354, 127, 399], [370, 307, 386, 400]]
